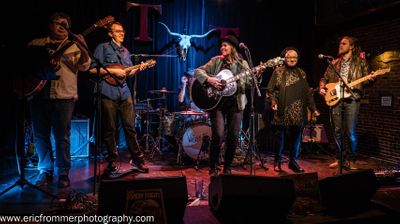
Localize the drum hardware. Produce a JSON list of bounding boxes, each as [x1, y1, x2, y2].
[[145, 88, 176, 160], [139, 98, 156, 153], [179, 122, 212, 167], [194, 135, 210, 170]]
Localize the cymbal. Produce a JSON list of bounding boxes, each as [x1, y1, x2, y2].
[[148, 89, 177, 94], [137, 97, 164, 103], [174, 110, 206, 115]]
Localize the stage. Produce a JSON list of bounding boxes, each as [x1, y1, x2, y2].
[[0, 149, 399, 223]]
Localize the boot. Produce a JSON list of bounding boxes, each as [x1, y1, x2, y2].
[[288, 160, 304, 173]]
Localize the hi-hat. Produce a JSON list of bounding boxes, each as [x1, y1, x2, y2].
[[174, 110, 206, 115], [148, 89, 177, 94]]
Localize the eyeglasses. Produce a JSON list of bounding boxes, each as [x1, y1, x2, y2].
[[53, 21, 69, 29], [113, 30, 125, 33]]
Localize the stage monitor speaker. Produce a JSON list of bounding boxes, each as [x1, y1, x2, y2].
[[98, 176, 188, 224], [51, 119, 90, 158], [209, 174, 296, 223], [319, 169, 379, 214]]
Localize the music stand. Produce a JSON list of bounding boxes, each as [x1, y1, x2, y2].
[[1, 47, 58, 199]]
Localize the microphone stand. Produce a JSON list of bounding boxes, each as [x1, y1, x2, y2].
[[325, 58, 357, 174], [69, 31, 115, 195], [241, 47, 267, 175]]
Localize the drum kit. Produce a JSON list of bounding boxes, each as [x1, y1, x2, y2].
[[138, 88, 211, 164]]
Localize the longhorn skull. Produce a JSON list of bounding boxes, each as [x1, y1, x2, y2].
[[159, 22, 216, 61]]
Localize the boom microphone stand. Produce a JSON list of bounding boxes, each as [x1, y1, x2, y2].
[[240, 45, 268, 175], [324, 57, 357, 174], [67, 31, 118, 195]]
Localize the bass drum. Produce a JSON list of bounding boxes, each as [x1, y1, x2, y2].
[[182, 123, 211, 160]]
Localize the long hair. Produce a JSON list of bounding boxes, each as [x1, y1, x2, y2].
[[230, 45, 244, 63], [342, 36, 362, 65]]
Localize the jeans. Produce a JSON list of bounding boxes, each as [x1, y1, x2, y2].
[[208, 98, 243, 171], [30, 98, 74, 175], [331, 100, 360, 161], [101, 96, 144, 164], [275, 125, 302, 163]]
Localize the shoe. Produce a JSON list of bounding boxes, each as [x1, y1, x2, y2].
[[35, 171, 53, 186], [106, 162, 117, 172], [222, 167, 232, 175], [209, 169, 218, 181], [348, 161, 359, 170], [274, 162, 282, 172], [130, 160, 149, 173], [288, 161, 304, 173], [329, 160, 339, 169], [58, 175, 70, 188]]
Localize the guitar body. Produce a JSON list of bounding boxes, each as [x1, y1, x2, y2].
[[324, 82, 352, 107], [13, 80, 47, 98], [192, 69, 237, 111], [192, 57, 285, 111], [104, 63, 127, 86]]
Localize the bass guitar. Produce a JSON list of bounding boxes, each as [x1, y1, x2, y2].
[[192, 57, 284, 111], [104, 59, 156, 86], [324, 68, 391, 107], [13, 16, 115, 97]]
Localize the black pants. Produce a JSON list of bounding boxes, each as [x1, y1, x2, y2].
[[101, 96, 144, 164], [208, 98, 243, 171]]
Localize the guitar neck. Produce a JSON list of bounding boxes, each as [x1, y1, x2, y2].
[[123, 64, 141, 73], [225, 66, 261, 84], [81, 25, 97, 37], [347, 75, 371, 88]]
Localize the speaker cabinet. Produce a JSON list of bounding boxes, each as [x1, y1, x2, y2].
[[319, 169, 379, 214], [51, 119, 90, 158], [208, 174, 296, 223], [98, 176, 188, 224]]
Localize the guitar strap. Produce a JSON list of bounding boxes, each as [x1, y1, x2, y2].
[[109, 42, 124, 64]]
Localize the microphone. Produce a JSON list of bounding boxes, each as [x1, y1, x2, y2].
[[239, 42, 248, 49], [318, 54, 334, 60]]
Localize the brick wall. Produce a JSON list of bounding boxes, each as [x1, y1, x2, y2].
[[313, 11, 400, 164]]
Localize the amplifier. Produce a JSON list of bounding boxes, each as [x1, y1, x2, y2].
[[51, 119, 90, 158]]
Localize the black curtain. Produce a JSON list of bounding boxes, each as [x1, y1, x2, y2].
[[0, 0, 315, 150]]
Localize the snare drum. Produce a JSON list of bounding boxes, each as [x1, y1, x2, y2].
[[182, 123, 211, 160]]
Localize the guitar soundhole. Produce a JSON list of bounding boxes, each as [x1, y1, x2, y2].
[[330, 89, 337, 96]]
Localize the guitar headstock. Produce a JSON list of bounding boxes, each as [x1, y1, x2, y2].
[[262, 57, 285, 68], [372, 68, 391, 77], [94, 16, 115, 28], [143, 59, 157, 69]]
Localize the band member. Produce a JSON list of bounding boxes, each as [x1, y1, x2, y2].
[[195, 35, 261, 177], [267, 47, 319, 173], [89, 21, 148, 173], [319, 36, 370, 169], [29, 12, 91, 187], [177, 67, 201, 111]]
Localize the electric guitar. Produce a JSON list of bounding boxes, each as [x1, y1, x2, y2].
[[13, 16, 115, 97], [104, 59, 156, 86], [324, 68, 391, 106], [191, 57, 284, 111]]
